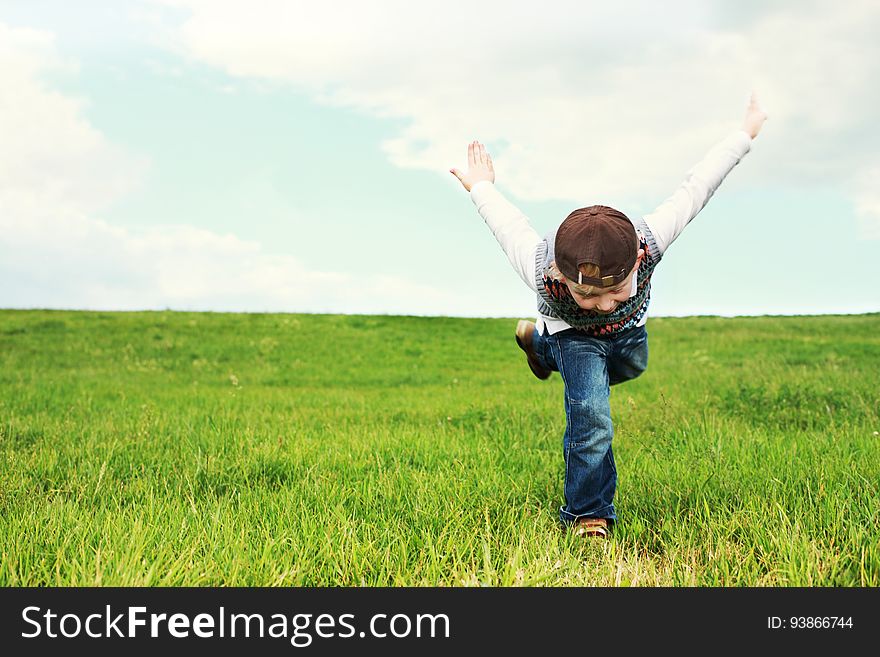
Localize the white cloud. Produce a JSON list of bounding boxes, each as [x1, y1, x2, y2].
[[153, 0, 880, 227], [0, 23, 143, 214], [2, 207, 468, 314], [0, 21, 475, 316]]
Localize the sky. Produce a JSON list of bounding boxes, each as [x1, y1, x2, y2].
[[1, 0, 878, 318]]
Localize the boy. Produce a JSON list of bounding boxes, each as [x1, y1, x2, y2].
[[450, 94, 767, 538]]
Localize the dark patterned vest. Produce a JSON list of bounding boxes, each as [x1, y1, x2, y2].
[[534, 217, 662, 336]]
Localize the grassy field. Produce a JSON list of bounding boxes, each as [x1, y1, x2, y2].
[[1, 309, 878, 586]]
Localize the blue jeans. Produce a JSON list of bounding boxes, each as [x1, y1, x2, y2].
[[530, 324, 649, 524]]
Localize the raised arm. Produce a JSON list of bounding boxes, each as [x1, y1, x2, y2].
[[451, 141, 541, 291], [643, 93, 768, 256]]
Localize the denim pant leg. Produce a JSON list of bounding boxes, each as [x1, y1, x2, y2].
[[548, 331, 617, 524], [529, 324, 558, 373], [608, 325, 649, 386]]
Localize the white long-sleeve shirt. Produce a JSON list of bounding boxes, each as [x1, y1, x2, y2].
[[470, 130, 753, 334]]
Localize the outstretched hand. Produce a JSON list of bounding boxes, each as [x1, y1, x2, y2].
[[742, 91, 768, 139], [450, 141, 495, 192]]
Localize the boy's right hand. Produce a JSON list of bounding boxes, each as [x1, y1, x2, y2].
[[450, 141, 495, 192], [742, 91, 768, 139]]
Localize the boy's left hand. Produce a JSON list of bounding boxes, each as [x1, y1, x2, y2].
[[450, 141, 495, 192]]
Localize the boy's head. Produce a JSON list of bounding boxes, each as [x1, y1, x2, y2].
[[555, 206, 644, 313]]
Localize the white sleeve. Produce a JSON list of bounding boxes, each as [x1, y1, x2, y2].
[[470, 181, 540, 292], [643, 131, 752, 256]]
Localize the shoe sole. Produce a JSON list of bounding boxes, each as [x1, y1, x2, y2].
[[573, 525, 609, 539], [571, 519, 610, 539]]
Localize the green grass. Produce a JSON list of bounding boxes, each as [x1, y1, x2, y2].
[[1, 310, 878, 586]]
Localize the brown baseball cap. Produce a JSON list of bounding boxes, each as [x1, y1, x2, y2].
[[554, 205, 638, 287]]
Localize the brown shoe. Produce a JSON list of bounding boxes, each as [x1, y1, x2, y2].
[[515, 320, 552, 380], [572, 517, 610, 539]]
